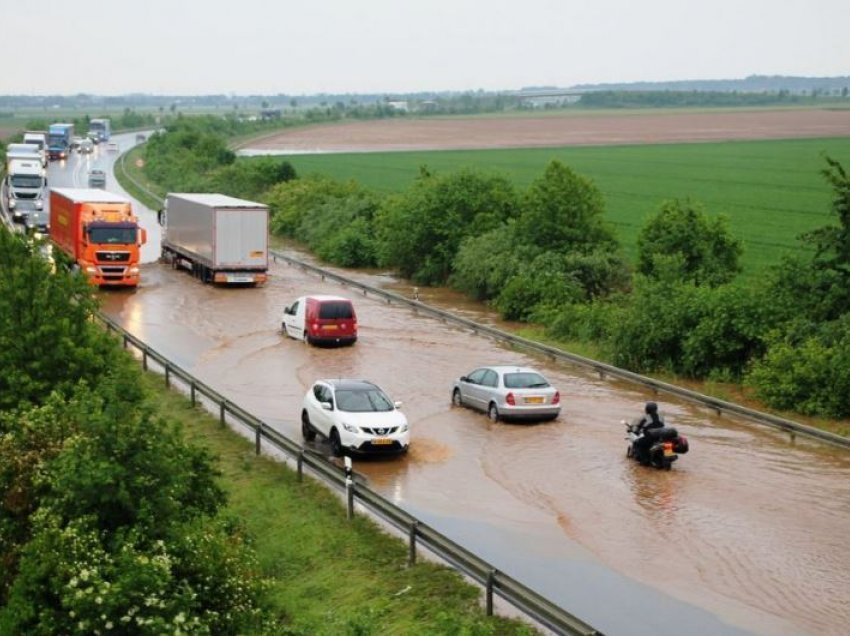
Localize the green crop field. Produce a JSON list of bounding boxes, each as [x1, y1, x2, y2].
[[276, 137, 850, 274]]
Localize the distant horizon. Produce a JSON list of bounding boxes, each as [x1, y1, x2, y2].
[[2, 73, 850, 100]]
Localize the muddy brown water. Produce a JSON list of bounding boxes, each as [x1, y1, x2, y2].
[[51, 135, 850, 635], [97, 259, 850, 636]]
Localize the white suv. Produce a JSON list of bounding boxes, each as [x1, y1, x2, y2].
[[301, 379, 410, 456]]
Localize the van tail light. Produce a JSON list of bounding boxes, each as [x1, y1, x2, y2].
[[552, 391, 560, 405], [506, 392, 515, 406]]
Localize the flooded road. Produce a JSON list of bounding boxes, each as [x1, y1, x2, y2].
[[97, 259, 850, 636], [54, 136, 850, 634]]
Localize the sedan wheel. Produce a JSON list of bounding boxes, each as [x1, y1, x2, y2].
[[329, 429, 343, 457], [451, 389, 463, 407], [301, 411, 316, 441], [488, 403, 500, 422]]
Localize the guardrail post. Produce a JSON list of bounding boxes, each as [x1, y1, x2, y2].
[[486, 569, 496, 616], [408, 521, 418, 566], [190, 383, 196, 406], [142, 349, 148, 371], [219, 401, 226, 426], [297, 450, 304, 482], [165, 365, 170, 388], [122, 335, 129, 349], [345, 465, 355, 520], [255, 423, 262, 455]]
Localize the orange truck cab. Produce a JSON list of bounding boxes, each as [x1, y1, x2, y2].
[[282, 295, 358, 346], [49, 188, 147, 287]]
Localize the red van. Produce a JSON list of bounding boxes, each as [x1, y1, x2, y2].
[[282, 295, 357, 346]]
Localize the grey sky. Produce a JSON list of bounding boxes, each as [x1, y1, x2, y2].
[[2, 0, 847, 95]]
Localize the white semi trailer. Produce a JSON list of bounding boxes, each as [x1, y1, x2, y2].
[[159, 193, 269, 285]]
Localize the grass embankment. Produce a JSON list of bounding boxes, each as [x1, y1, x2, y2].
[[276, 137, 850, 275], [114, 145, 166, 210], [141, 372, 535, 635]]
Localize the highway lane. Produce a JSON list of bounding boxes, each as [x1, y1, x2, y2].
[[53, 136, 850, 636]]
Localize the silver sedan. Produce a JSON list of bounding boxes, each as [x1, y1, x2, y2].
[[451, 365, 561, 422]]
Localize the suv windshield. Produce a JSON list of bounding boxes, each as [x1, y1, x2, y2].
[[504, 372, 549, 389], [318, 301, 353, 319], [335, 389, 393, 412]]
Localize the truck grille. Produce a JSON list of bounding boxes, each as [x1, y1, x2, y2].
[[14, 192, 37, 200], [100, 266, 128, 275], [96, 251, 131, 262]]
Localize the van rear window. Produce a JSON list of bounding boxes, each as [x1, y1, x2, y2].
[[318, 301, 354, 320]]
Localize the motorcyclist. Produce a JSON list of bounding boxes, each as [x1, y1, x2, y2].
[[632, 401, 665, 465]]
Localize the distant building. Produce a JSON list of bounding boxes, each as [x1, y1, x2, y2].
[[419, 100, 438, 113], [260, 108, 282, 120], [387, 101, 409, 112]]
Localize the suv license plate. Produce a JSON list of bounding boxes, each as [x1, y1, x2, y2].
[[372, 438, 392, 445]]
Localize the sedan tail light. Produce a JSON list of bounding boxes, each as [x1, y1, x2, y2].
[[506, 392, 515, 406], [552, 391, 560, 405]]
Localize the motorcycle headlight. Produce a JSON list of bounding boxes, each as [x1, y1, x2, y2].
[[341, 421, 358, 433]]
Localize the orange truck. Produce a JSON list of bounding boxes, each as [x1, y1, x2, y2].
[[49, 188, 147, 287]]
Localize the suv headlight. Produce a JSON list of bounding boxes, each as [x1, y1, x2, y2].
[[399, 423, 409, 433], [341, 421, 358, 433]]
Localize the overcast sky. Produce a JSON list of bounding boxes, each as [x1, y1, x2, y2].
[[2, 0, 847, 95]]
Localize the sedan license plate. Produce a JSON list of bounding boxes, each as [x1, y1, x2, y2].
[[372, 438, 392, 445], [524, 396, 544, 404]]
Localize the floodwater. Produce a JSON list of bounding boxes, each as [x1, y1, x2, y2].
[[98, 259, 850, 636], [61, 133, 850, 635]]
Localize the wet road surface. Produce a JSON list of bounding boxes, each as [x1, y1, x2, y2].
[[50, 135, 850, 635]]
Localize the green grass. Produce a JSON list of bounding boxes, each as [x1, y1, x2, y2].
[[141, 372, 536, 635], [114, 146, 166, 211], [277, 137, 850, 274]]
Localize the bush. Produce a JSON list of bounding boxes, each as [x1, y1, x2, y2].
[[746, 317, 850, 417], [376, 168, 518, 284], [637, 199, 742, 286], [495, 253, 584, 321]]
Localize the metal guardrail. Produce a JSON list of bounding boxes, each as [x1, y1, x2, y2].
[[97, 313, 602, 636], [269, 250, 850, 450]]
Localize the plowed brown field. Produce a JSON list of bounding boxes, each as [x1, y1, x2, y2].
[[247, 108, 850, 153]]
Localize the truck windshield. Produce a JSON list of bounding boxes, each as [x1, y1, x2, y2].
[[88, 227, 137, 245], [48, 135, 64, 145], [10, 175, 43, 188], [25, 141, 45, 150]]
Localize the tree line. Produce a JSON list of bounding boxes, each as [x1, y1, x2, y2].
[[140, 117, 850, 420]]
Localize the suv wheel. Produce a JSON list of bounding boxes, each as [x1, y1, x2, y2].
[[301, 411, 316, 441], [329, 429, 343, 457]]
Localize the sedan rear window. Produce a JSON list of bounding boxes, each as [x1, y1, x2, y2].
[[504, 372, 550, 389], [318, 301, 353, 320]]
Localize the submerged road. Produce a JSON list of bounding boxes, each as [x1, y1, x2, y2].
[[48, 133, 850, 636]]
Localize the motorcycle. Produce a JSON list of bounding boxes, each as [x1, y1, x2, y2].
[[623, 420, 689, 470]]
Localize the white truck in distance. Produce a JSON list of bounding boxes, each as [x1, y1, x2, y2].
[[5, 158, 47, 225], [22, 131, 48, 167], [159, 193, 269, 285]]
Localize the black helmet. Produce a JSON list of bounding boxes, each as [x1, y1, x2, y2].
[[644, 401, 658, 415]]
